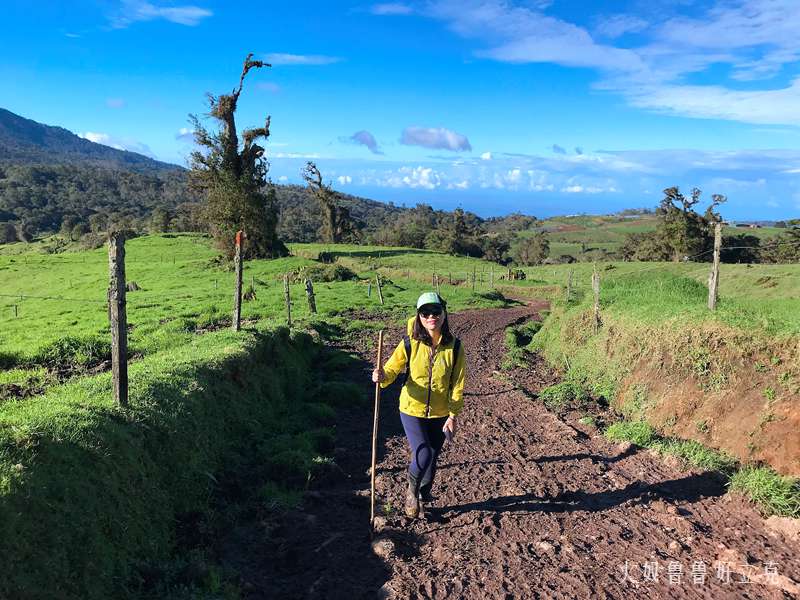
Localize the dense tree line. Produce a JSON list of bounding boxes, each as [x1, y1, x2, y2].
[[369, 203, 549, 265], [0, 162, 195, 239]]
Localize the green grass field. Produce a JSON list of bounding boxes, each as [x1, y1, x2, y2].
[[0, 235, 508, 359], [0, 234, 512, 398]]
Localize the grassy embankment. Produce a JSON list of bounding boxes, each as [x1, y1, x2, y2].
[[502, 261, 800, 518], [0, 234, 511, 598]]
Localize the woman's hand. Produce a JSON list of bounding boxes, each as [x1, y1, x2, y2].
[[372, 367, 385, 383], [443, 416, 457, 441]]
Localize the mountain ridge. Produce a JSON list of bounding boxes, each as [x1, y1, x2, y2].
[[0, 107, 181, 173]]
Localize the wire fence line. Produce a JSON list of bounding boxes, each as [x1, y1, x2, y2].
[[0, 292, 107, 304], [3, 239, 798, 315]]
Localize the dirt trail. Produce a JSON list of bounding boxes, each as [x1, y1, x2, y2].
[[245, 304, 800, 599]]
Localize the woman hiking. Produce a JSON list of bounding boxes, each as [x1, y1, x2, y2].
[[372, 292, 467, 518]]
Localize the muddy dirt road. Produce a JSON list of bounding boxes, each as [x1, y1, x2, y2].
[[247, 305, 800, 599]]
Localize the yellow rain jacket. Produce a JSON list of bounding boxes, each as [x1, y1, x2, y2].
[[380, 330, 467, 418]]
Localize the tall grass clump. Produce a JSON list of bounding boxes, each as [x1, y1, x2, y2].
[[728, 467, 800, 518], [604, 421, 656, 447]]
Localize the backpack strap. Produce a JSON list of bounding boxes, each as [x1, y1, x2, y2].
[[400, 335, 411, 387], [448, 337, 461, 394]]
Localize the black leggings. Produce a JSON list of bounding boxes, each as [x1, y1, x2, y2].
[[400, 412, 447, 486]]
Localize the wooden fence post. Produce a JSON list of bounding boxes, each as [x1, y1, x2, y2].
[[435, 274, 441, 295], [708, 222, 722, 311], [108, 232, 128, 408], [566, 270, 573, 303], [448, 272, 452, 285], [367, 282, 372, 297], [591, 267, 601, 334], [284, 274, 292, 327], [490, 266, 494, 288], [305, 278, 317, 314], [13, 305, 17, 318], [376, 274, 384, 305], [471, 267, 476, 292], [432, 271, 436, 288], [232, 230, 244, 332]]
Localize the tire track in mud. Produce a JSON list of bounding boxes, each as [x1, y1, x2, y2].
[[245, 303, 800, 600]]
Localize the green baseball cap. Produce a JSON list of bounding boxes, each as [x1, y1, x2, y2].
[[416, 292, 443, 310]]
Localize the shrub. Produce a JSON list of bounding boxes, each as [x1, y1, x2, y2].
[[298, 263, 358, 282], [32, 336, 111, 371]]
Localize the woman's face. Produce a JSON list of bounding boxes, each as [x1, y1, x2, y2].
[[418, 303, 444, 334]]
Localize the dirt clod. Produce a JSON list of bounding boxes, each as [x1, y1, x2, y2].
[[371, 537, 395, 559]]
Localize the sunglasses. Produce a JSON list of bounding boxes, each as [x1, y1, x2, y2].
[[419, 306, 443, 318]]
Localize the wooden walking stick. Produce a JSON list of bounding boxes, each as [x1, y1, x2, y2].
[[370, 329, 384, 530]]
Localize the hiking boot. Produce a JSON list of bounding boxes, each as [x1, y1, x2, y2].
[[418, 480, 435, 503], [404, 472, 420, 518]]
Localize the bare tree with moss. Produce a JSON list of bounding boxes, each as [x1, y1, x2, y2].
[[302, 162, 360, 244], [189, 53, 288, 259]]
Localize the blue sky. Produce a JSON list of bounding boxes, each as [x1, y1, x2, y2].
[[3, 0, 800, 219]]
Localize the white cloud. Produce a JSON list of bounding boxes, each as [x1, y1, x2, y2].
[[400, 126, 472, 152], [481, 151, 492, 160], [561, 185, 613, 194], [594, 14, 648, 39], [425, 0, 800, 127], [428, 0, 644, 71], [621, 77, 800, 126], [175, 127, 194, 142], [80, 131, 156, 157], [399, 166, 442, 189], [265, 53, 341, 66], [370, 3, 413, 15], [278, 175, 289, 182], [337, 175, 353, 185], [447, 180, 470, 189], [110, 1, 212, 28], [273, 152, 322, 159], [256, 82, 281, 93]]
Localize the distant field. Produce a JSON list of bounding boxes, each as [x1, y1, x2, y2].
[[531, 214, 787, 257]]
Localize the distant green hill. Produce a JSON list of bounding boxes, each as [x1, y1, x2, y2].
[[0, 107, 178, 173]]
